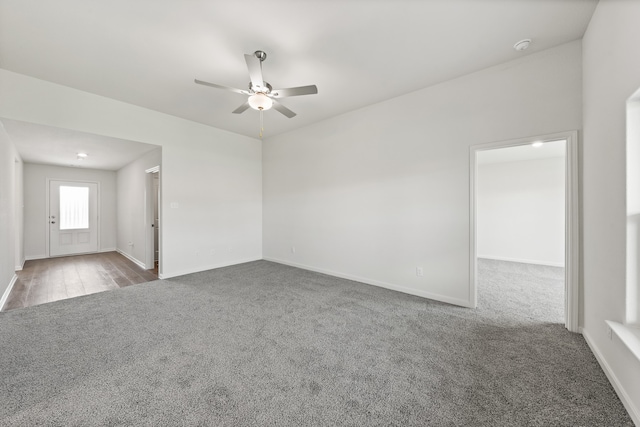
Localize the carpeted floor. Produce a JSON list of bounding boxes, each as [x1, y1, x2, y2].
[[0, 259, 632, 426]]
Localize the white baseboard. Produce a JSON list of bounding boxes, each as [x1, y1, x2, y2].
[[99, 247, 117, 253], [582, 328, 640, 426], [263, 257, 473, 308], [25, 254, 47, 261], [160, 257, 263, 279], [0, 274, 18, 311], [478, 255, 564, 268], [14, 258, 25, 271], [116, 249, 146, 270]]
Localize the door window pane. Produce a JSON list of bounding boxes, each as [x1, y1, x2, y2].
[[60, 186, 89, 230]]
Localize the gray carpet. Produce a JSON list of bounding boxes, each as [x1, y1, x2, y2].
[[0, 259, 632, 426]]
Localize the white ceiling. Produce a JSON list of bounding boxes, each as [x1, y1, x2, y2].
[[1, 119, 159, 170], [477, 139, 566, 165], [0, 0, 598, 140]]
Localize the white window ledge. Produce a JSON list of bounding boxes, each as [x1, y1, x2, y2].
[[606, 320, 640, 362]]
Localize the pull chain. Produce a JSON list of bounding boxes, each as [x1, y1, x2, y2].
[[259, 109, 264, 139]]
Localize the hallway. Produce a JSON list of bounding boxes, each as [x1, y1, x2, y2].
[[3, 252, 158, 311]]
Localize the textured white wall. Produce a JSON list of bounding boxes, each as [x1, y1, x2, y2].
[[116, 148, 161, 266], [0, 122, 23, 305], [477, 156, 565, 267], [0, 69, 263, 278], [263, 41, 582, 307], [582, 0, 640, 421], [23, 164, 117, 258]]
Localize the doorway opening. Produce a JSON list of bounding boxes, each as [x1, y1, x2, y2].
[[470, 131, 579, 332], [626, 88, 640, 327]]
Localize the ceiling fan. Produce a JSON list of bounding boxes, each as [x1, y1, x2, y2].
[[195, 50, 318, 119]]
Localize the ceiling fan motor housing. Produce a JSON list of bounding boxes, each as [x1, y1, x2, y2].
[[250, 81, 272, 95]]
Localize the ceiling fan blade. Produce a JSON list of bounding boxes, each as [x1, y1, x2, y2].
[[271, 100, 296, 118], [271, 85, 318, 98], [194, 79, 249, 95], [244, 54, 264, 88], [232, 101, 251, 114]]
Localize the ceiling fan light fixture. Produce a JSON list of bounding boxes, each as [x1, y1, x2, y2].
[[248, 93, 273, 111]]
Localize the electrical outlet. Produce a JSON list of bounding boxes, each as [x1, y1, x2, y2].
[[606, 326, 613, 340], [416, 267, 424, 277], [291, 246, 296, 254]]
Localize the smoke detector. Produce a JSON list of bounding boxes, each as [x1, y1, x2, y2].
[[514, 39, 531, 52]]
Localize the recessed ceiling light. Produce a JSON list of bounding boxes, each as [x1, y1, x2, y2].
[[77, 152, 88, 160], [514, 39, 531, 52], [532, 141, 544, 148]]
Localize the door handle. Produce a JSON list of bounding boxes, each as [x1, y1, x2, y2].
[[51, 221, 56, 224]]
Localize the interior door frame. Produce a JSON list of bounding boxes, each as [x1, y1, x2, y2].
[[46, 178, 101, 258], [144, 165, 161, 274], [14, 157, 23, 271], [469, 130, 580, 332]]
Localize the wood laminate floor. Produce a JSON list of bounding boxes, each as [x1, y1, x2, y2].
[[3, 252, 159, 311]]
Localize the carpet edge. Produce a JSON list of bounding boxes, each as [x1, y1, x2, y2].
[[263, 256, 473, 308]]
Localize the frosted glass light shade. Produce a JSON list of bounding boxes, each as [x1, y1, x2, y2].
[[248, 93, 273, 111]]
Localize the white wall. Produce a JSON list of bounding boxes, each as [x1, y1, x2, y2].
[[116, 147, 161, 266], [23, 164, 117, 259], [477, 156, 565, 267], [0, 122, 23, 307], [0, 69, 263, 278], [582, 0, 640, 422], [263, 41, 582, 307]]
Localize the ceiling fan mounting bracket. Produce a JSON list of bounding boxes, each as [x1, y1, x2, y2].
[[254, 50, 267, 62]]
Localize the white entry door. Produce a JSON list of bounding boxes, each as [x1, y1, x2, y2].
[[49, 180, 99, 257]]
